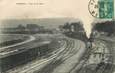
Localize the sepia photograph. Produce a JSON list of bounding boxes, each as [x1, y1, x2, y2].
[[0, 18, 114, 73], [0, 0, 115, 73]]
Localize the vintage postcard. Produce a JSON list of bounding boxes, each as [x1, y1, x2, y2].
[[0, 0, 114, 73]]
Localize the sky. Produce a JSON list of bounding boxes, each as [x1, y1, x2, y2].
[[0, 0, 114, 37]]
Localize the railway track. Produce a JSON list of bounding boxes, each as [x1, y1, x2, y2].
[[74, 39, 114, 73], [93, 40, 114, 73], [32, 37, 86, 73], [33, 38, 76, 73], [10, 37, 72, 73], [6, 36, 86, 73]]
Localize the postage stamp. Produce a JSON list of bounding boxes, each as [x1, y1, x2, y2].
[[88, 0, 114, 19]]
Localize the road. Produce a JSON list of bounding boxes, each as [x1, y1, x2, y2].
[[6, 35, 86, 73], [0, 35, 35, 54], [0, 35, 52, 59], [0, 34, 34, 50]]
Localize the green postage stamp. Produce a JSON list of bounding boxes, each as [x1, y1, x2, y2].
[[88, 0, 114, 19], [99, 0, 114, 19]]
